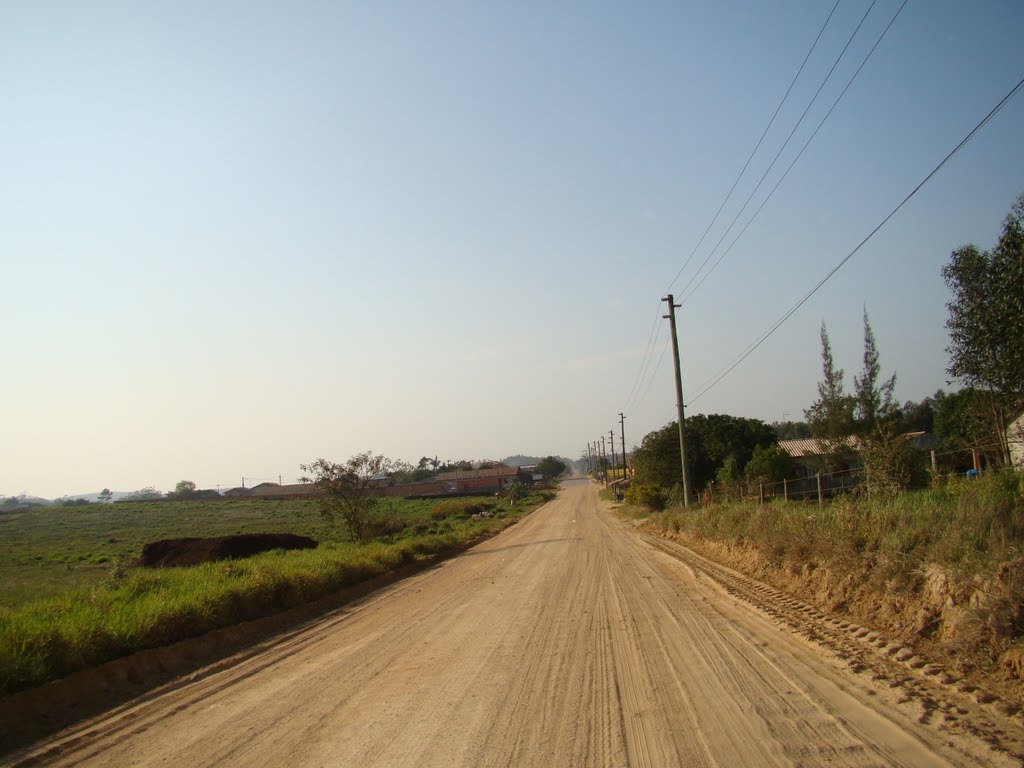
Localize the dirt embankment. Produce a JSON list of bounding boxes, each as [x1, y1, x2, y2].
[[644, 523, 1024, 707]]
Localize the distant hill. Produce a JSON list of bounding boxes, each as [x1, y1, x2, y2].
[[0, 495, 52, 511], [502, 455, 574, 469], [56, 491, 134, 504], [502, 455, 542, 467]]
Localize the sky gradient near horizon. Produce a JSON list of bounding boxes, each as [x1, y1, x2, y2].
[[3, 1, 1023, 498]]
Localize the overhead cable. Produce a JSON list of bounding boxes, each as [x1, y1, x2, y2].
[[686, 73, 1024, 405], [672, 0, 881, 298], [664, 0, 844, 295], [681, 0, 910, 304]]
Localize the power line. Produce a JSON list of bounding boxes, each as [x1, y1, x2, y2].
[[664, 0, 843, 295], [621, 302, 665, 413], [686, 73, 1024, 405], [632, 333, 672, 413], [672, 0, 881, 299], [624, 1, 844, 415], [680, 0, 909, 304]]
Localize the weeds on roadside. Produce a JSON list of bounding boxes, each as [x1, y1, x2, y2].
[[652, 470, 1024, 583], [0, 492, 552, 697]]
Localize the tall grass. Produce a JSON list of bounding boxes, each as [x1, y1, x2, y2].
[[0, 495, 550, 697], [650, 470, 1024, 585]]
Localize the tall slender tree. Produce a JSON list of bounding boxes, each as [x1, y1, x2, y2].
[[854, 308, 896, 433], [804, 322, 855, 462]]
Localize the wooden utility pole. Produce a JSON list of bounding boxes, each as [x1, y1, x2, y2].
[[601, 436, 607, 486], [619, 413, 627, 479], [663, 294, 692, 507], [609, 429, 617, 479]]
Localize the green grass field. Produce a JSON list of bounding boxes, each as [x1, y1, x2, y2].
[[0, 492, 552, 695]]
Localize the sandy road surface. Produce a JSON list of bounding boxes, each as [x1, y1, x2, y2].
[[9, 480, 1020, 767]]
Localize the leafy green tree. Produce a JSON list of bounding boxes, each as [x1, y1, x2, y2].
[[854, 309, 896, 433], [744, 444, 793, 485], [805, 322, 856, 465], [630, 421, 682, 489], [98, 488, 113, 504], [502, 478, 526, 506], [932, 387, 999, 463], [686, 414, 776, 489], [772, 420, 812, 440], [58, 497, 92, 507], [535, 456, 566, 478], [943, 193, 1024, 465], [122, 487, 164, 501], [172, 480, 197, 498], [713, 455, 744, 500], [438, 459, 474, 473], [890, 391, 941, 435], [300, 452, 395, 541], [631, 414, 776, 493]]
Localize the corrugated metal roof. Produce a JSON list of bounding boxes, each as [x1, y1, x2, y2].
[[778, 436, 862, 458]]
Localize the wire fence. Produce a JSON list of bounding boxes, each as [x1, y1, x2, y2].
[[705, 441, 1020, 507]]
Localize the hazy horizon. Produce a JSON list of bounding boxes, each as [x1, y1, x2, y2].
[[4, 1, 1023, 499]]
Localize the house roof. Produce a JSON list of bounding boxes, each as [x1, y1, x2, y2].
[[779, 436, 862, 458], [435, 466, 521, 481], [250, 483, 314, 497], [780, 431, 936, 458]]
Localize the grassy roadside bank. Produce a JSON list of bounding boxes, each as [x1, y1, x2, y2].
[[620, 472, 1024, 691], [0, 492, 552, 697]]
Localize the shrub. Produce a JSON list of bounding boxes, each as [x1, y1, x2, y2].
[[430, 499, 492, 520], [625, 483, 668, 511]]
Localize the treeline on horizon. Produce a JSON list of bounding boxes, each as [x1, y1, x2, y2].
[[623, 191, 1024, 502]]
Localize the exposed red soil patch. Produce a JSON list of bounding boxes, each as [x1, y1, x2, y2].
[[135, 533, 317, 568]]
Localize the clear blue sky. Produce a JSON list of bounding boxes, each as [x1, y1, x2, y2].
[[3, 1, 1022, 497]]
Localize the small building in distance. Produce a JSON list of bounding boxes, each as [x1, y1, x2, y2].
[[1009, 406, 1024, 471], [434, 465, 528, 495], [778, 432, 937, 498]]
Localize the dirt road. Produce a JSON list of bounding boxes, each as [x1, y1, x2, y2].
[[9, 480, 1021, 767]]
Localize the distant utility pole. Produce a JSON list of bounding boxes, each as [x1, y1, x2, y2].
[[609, 429, 617, 480], [619, 413, 627, 479], [663, 294, 692, 507], [600, 436, 607, 486]]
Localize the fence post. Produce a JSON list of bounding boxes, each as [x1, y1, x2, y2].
[[930, 449, 938, 479], [783, 478, 788, 501], [972, 448, 980, 473], [816, 473, 824, 507], [759, 483, 765, 505]]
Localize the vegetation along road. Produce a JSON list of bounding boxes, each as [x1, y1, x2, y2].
[[9, 479, 1021, 767]]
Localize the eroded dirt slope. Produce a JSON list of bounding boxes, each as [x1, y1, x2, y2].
[[6, 480, 1020, 767]]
